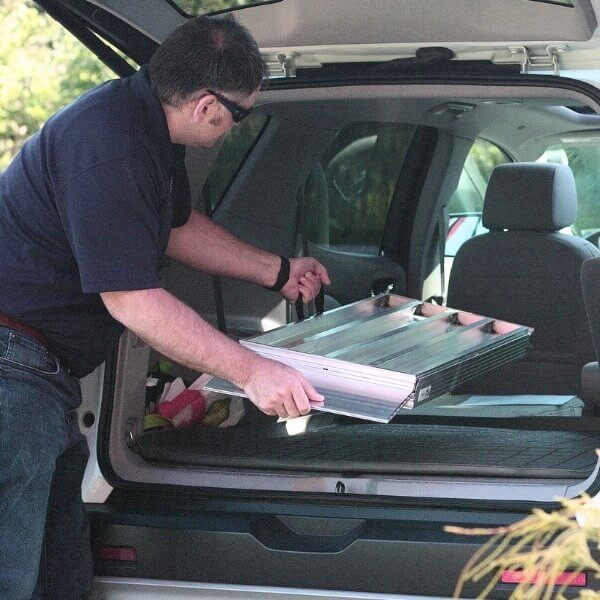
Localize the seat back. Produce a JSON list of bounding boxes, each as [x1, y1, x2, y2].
[[447, 162, 599, 395]]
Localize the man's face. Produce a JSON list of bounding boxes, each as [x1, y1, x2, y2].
[[185, 89, 258, 148]]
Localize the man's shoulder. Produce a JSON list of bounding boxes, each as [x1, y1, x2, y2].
[[42, 77, 161, 187], [47, 78, 137, 149]]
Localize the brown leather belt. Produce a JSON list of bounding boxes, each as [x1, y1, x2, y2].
[[0, 312, 49, 349]]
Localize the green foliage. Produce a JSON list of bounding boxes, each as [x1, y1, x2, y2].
[[470, 139, 510, 182], [447, 493, 600, 600], [448, 139, 511, 215], [546, 144, 600, 237], [0, 0, 112, 171]]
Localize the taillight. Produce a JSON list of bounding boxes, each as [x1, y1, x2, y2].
[[98, 546, 137, 562], [501, 570, 587, 587]]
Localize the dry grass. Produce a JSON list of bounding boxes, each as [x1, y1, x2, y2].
[[445, 493, 600, 599]]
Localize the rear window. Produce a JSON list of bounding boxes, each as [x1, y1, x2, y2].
[[445, 138, 512, 257], [536, 141, 600, 243], [305, 121, 415, 254], [168, 0, 282, 16], [197, 113, 269, 213]]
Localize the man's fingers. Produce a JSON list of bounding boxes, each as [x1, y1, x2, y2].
[[276, 408, 289, 419], [283, 397, 301, 419], [301, 262, 329, 286], [300, 275, 319, 300], [291, 384, 311, 415], [302, 380, 324, 404], [244, 357, 323, 419], [314, 263, 331, 285]]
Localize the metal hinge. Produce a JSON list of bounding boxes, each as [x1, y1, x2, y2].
[[267, 52, 299, 79], [506, 45, 568, 76]]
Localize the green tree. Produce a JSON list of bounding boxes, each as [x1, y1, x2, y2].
[[0, 0, 113, 171]]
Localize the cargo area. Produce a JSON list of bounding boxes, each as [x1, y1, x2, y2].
[[99, 84, 600, 504], [138, 412, 599, 480]]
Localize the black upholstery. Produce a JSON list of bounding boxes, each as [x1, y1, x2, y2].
[[447, 162, 599, 396]]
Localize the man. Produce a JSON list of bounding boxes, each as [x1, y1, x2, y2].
[[0, 14, 329, 599]]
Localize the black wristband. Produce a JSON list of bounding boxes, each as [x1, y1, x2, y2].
[[264, 256, 290, 292]]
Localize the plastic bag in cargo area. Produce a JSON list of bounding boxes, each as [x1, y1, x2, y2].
[[143, 375, 244, 431]]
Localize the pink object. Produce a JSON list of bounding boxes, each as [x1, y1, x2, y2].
[[501, 569, 587, 587], [156, 389, 206, 428], [99, 546, 137, 562]]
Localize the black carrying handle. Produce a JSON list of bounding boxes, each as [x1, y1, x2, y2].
[[295, 287, 325, 322]]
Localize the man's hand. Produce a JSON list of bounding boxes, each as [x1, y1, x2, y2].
[[280, 257, 331, 303], [242, 356, 325, 419]]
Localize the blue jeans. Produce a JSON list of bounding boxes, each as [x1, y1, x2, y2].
[[0, 325, 93, 599]]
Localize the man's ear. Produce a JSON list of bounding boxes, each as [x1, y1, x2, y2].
[[191, 94, 217, 123]]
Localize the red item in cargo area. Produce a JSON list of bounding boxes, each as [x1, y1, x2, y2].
[[156, 389, 206, 427]]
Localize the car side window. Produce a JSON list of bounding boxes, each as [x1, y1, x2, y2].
[[304, 122, 415, 255], [445, 138, 511, 257], [536, 143, 600, 244], [197, 114, 269, 213]]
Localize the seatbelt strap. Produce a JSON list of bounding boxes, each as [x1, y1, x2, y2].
[[427, 206, 446, 306], [202, 188, 227, 334], [437, 205, 447, 304], [294, 184, 324, 321]]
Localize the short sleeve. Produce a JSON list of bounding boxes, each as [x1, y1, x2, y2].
[[56, 158, 164, 293]]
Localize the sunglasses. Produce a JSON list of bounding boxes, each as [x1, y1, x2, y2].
[[207, 89, 252, 123]]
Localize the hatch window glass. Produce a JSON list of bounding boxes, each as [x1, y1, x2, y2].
[[197, 114, 269, 212], [168, 0, 282, 17], [305, 122, 415, 255], [445, 139, 512, 257], [536, 141, 600, 245]]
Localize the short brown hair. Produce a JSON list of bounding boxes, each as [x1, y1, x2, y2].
[[149, 14, 267, 107]]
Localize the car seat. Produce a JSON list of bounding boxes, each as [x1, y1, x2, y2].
[[447, 162, 599, 396]]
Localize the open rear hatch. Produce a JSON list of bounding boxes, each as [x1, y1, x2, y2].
[[38, 0, 600, 504]]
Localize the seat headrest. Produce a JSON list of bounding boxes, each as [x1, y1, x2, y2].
[[482, 163, 577, 231]]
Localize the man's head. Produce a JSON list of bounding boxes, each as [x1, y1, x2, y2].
[[149, 15, 267, 147]]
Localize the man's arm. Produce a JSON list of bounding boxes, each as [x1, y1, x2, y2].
[[167, 210, 330, 301], [100, 288, 324, 418]]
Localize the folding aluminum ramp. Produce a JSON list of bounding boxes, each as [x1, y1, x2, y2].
[[203, 294, 532, 423]]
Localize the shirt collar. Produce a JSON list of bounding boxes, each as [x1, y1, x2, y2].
[[130, 65, 175, 170]]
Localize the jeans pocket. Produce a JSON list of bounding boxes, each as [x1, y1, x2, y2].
[[0, 332, 59, 376]]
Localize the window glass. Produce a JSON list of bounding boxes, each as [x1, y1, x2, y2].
[[168, 0, 281, 16], [536, 142, 600, 244], [0, 1, 113, 172], [446, 139, 511, 257], [305, 122, 415, 255], [197, 114, 269, 212]]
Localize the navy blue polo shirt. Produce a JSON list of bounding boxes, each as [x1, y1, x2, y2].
[[0, 66, 191, 377]]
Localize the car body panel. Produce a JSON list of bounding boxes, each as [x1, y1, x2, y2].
[[85, 0, 600, 75]]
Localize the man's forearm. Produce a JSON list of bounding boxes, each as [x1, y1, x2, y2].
[[167, 210, 281, 288], [100, 287, 260, 388]]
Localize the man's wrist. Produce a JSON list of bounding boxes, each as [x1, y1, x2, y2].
[[263, 255, 290, 292]]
